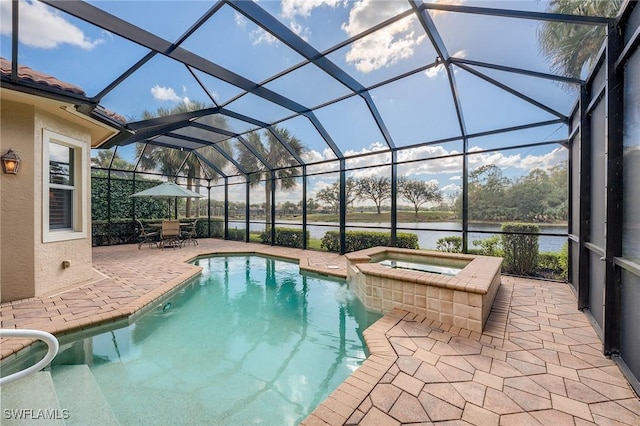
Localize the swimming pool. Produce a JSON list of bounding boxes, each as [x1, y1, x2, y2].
[[50, 255, 380, 425]]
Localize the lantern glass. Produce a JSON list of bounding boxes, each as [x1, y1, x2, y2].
[[2, 149, 21, 174]]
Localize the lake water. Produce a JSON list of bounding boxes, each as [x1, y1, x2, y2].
[[245, 221, 568, 253]]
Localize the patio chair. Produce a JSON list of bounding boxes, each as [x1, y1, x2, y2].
[[180, 219, 198, 246], [160, 220, 181, 249], [135, 219, 159, 249]]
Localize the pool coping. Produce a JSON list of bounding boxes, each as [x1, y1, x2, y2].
[[0, 242, 349, 362], [2, 241, 638, 426], [345, 247, 503, 333], [302, 309, 404, 425], [345, 247, 502, 295]]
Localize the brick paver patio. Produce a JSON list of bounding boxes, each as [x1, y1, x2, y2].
[[1, 239, 638, 425]]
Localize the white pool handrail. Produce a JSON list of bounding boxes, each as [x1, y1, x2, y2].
[[0, 329, 59, 386]]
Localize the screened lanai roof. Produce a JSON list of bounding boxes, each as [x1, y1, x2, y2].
[[1, 0, 615, 180]]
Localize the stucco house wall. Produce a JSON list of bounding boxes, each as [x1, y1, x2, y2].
[[33, 109, 94, 295], [1, 100, 37, 301], [1, 96, 101, 302]]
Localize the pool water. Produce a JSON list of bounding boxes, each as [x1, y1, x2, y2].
[[51, 255, 380, 425], [378, 259, 462, 276]]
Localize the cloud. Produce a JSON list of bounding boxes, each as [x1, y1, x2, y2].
[[518, 146, 567, 171], [289, 20, 311, 42], [234, 11, 277, 45], [234, 12, 247, 29], [425, 63, 445, 79], [441, 183, 461, 193], [301, 141, 567, 195], [342, 1, 425, 73], [428, 0, 466, 18], [281, 0, 346, 19], [151, 85, 192, 106], [468, 150, 521, 170], [302, 148, 334, 164], [276, 0, 350, 46], [424, 50, 467, 79], [344, 141, 387, 157], [0, 0, 102, 50], [250, 27, 278, 45]]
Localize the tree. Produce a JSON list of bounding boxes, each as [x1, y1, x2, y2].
[[468, 164, 509, 221], [300, 197, 320, 212], [506, 162, 568, 222], [280, 201, 298, 215], [316, 177, 358, 213], [355, 176, 391, 214], [91, 149, 132, 170], [135, 101, 228, 217], [397, 176, 443, 215], [508, 169, 552, 221], [237, 126, 304, 227], [538, 0, 622, 80]]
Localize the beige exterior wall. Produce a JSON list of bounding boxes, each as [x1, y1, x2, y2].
[[1, 100, 36, 301], [1, 99, 93, 302], [33, 109, 94, 295]]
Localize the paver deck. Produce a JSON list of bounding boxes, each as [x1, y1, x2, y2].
[[1, 239, 638, 425]]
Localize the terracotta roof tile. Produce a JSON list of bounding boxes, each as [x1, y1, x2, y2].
[[1, 57, 127, 125], [95, 105, 127, 125], [1, 57, 85, 95]]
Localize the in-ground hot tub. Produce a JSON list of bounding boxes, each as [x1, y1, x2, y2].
[[346, 247, 502, 333]]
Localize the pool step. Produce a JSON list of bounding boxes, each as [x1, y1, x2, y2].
[[0, 371, 64, 425], [50, 365, 119, 426]]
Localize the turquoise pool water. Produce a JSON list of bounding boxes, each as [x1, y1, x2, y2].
[[52, 255, 380, 425], [377, 259, 462, 276]]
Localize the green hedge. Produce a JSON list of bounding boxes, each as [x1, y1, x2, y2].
[[92, 218, 224, 246], [92, 220, 135, 246], [92, 174, 167, 221], [320, 230, 419, 253], [434, 226, 566, 280], [195, 219, 224, 238], [227, 228, 246, 241], [501, 223, 539, 275], [435, 236, 462, 253], [260, 227, 310, 248]]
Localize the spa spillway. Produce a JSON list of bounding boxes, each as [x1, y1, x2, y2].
[[346, 247, 502, 333]]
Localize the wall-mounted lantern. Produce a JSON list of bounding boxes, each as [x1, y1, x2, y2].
[[1, 149, 21, 175]]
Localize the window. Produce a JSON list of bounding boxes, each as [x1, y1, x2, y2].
[[43, 130, 87, 242]]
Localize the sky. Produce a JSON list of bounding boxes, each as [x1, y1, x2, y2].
[[1, 0, 589, 205]]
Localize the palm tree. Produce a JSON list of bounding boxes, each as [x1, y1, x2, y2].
[[135, 101, 229, 217], [91, 149, 132, 170], [538, 0, 622, 80], [238, 126, 305, 227]]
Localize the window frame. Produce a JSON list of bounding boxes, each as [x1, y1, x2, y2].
[[42, 129, 88, 243]]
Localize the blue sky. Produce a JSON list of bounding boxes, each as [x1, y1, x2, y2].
[[1, 0, 584, 205]]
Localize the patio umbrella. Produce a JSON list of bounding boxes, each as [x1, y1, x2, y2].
[[130, 182, 203, 219]]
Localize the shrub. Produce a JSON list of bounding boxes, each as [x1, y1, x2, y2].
[[501, 223, 539, 275], [472, 235, 503, 257], [436, 236, 462, 253], [538, 242, 568, 280], [195, 219, 224, 238], [227, 228, 246, 241], [260, 227, 310, 248], [320, 230, 418, 253], [92, 219, 148, 246]]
